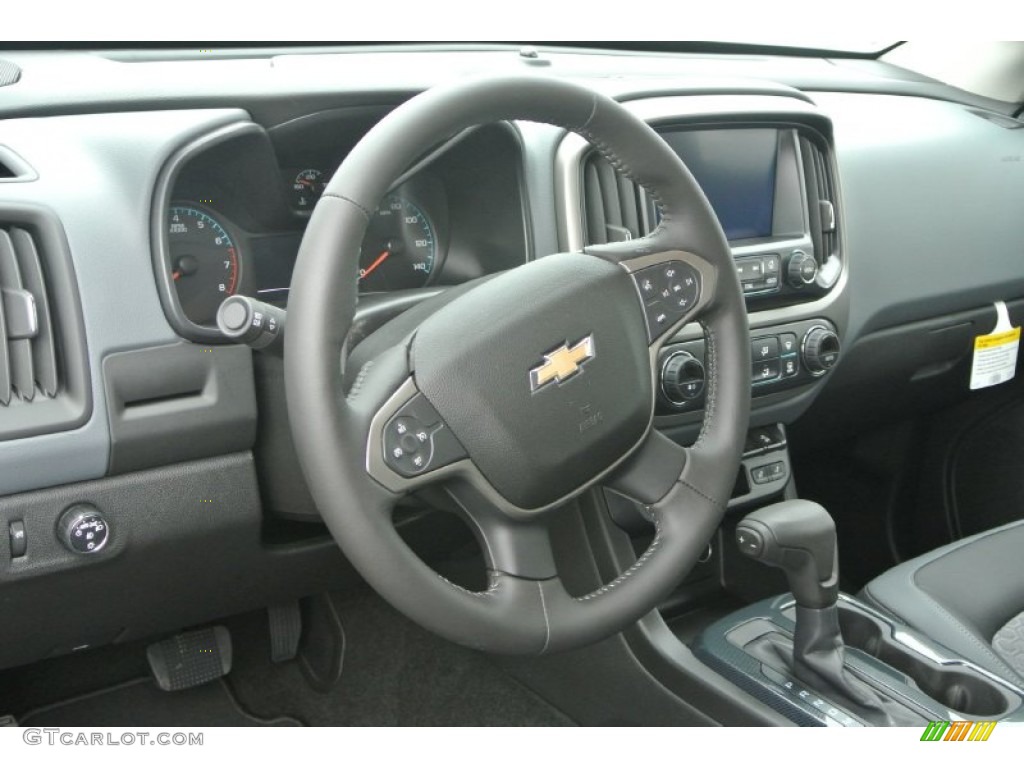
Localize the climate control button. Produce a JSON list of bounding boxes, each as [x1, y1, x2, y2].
[[802, 326, 841, 375], [661, 351, 706, 404]]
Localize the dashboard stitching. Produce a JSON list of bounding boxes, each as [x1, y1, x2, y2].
[[576, 511, 663, 602], [320, 192, 373, 221]]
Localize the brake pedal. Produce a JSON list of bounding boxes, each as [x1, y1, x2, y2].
[[147, 626, 232, 692], [268, 601, 302, 663]]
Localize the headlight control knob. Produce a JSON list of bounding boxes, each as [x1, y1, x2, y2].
[[58, 505, 110, 555], [802, 326, 841, 376]]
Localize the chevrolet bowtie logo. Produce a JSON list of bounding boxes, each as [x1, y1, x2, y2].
[[529, 335, 595, 393]]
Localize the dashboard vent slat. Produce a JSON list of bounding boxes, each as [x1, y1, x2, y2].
[[801, 139, 839, 262], [11, 228, 58, 396], [0, 230, 35, 400], [0, 226, 61, 405], [583, 153, 650, 244]]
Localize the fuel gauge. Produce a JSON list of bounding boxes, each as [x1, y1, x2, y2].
[[291, 168, 325, 210]]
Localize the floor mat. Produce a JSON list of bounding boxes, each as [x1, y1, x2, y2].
[[21, 678, 300, 727], [227, 588, 575, 726]]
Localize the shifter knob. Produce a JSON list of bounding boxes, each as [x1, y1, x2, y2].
[[736, 500, 839, 609]]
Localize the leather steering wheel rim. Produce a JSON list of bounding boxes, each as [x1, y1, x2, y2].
[[285, 75, 751, 654]]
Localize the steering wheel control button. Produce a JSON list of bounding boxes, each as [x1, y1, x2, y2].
[[57, 505, 110, 555], [383, 394, 467, 478], [752, 336, 780, 363], [802, 326, 841, 376], [735, 526, 765, 557], [633, 260, 701, 340], [661, 350, 706, 405], [9, 520, 26, 559]]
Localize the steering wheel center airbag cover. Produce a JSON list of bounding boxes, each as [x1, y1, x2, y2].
[[412, 252, 651, 510]]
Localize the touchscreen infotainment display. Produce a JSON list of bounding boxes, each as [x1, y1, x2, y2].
[[662, 129, 778, 242]]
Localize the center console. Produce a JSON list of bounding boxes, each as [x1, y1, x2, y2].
[[693, 501, 1024, 727]]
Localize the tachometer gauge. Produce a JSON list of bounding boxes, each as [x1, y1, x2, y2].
[[167, 205, 241, 325], [292, 168, 325, 210], [359, 195, 437, 292]]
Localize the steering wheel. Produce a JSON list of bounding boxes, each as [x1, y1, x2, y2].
[[285, 76, 750, 655]]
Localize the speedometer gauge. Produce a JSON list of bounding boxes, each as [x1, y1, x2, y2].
[[359, 195, 437, 292], [167, 205, 241, 325]]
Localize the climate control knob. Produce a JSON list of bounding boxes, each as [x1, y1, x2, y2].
[[801, 326, 841, 376], [661, 350, 706, 404], [787, 250, 818, 288], [58, 505, 110, 555]]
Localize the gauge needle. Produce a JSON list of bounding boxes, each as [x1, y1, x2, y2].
[[360, 250, 390, 279], [172, 270, 182, 281]]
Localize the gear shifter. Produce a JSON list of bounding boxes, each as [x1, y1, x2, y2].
[[735, 499, 839, 609], [737, 500, 911, 725]]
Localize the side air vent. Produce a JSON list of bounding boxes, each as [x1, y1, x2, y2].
[[0, 227, 59, 404], [0, 206, 90, 441], [582, 153, 656, 245], [800, 138, 840, 264]]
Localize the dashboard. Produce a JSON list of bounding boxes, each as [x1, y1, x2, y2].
[[0, 45, 1022, 676], [156, 117, 529, 340]]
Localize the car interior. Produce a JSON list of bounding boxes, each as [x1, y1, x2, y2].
[[0, 40, 1023, 728]]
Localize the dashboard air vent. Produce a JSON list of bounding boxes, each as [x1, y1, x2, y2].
[[0, 226, 59, 404], [801, 138, 839, 264], [582, 153, 655, 245]]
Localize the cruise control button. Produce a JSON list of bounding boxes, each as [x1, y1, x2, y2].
[[752, 337, 780, 362]]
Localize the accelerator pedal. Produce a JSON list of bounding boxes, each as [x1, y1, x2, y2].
[[147, 626, 233, 692]]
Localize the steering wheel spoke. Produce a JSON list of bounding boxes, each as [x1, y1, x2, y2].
[[365, 374, 473, 495]]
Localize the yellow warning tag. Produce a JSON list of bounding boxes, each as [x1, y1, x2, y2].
[[975, 329, 1020, 351], [970, 301, 1020, 390]]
